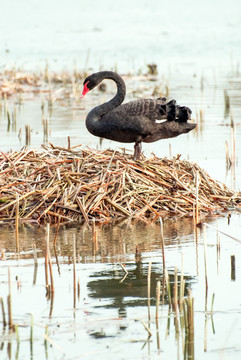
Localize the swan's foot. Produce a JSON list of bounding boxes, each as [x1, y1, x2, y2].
[[134, 141, 142, 160]]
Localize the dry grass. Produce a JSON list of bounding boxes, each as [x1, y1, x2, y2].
[[0, 144, 240, 224], [0, 68, 84, 97]]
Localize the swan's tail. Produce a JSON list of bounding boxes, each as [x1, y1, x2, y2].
[[157, 97, 192, 123], [166, 100, 177, 121], [176, 105, 192, 122]]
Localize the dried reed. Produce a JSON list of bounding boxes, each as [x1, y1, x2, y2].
[[173, 267, 179, 334], [159, 217, 166, 272], [15, 193, 19, 252], [155, 280, 161, 321], [32, 244, 38, 285], [45, 228, 49, 294], [73, 234, 76, 308], [141, 320, 152, 338], [155, 280, 161, 350], [15, 324, 20, 345], [42, 117, 49, 144], [25, 124, 31, 146], [204, 222, 241, 243], [119, 263, 128, 275], [195, 170, 200, 224], [231, 255, 236, 280], [183, 289, 195, 359], [77, 278, 80, 300], [224, 90, 230, 116], [203, 224, 208, 311], [147, 261, 152, 323], [0, 297, 6, 328], [179, 254, 185, 309], [30, 314, 34, 355], [44, 326, 48, 357], [164, 269, 172, 309], [7, 267, 13, 331], [47, 224, 54, 295], [173, 267, 178, 314], [0, 145, 240, 224], [44, 333, 65, 355]]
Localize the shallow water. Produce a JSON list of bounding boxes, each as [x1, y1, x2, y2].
[[1, 0, 241, 73], [1, 0, 241, 359], [1, 69, 241, 190], [0, 214, 241, 360], [1, 43, 241, 360]]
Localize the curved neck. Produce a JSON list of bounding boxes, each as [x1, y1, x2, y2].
[[89, 71, 126, 117]]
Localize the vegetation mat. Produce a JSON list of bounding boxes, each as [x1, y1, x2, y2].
[[0, 144, 240, 224]]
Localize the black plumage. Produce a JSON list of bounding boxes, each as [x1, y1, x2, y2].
[[81, 71, 196, 159]]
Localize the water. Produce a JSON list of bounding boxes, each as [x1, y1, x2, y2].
[[0, 215, 241, 359], [1, 0, 241, 191], [1, 71, 240, 190], [0, 0, 241, 359], [1, 0, 241, 73]]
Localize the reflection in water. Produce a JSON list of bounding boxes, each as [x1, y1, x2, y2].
[[0, 214, 241, 360], [0, 216, 195, 261], [87, 262, 192, 308], [0, 217, 197, 359]]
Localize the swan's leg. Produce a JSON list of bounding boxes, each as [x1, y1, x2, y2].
[[134, 141, 142, 160]]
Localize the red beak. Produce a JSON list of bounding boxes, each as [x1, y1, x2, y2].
[[80, 81, 90, 98]]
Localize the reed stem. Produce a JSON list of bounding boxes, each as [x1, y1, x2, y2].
[[147, 261, 152, 323], [15, 193, 19, 253], [47, 224, 54, 294], [203, 224, 208, 316], [155, 280, 161, 350], [195, 170, 199, 224], [73, 234, 76, 309], [7, 267, 13, 331], [0, 297, 6, 328], [155, 280, 161, 321], [159, 217, 165, 272], [30, 314, 34, 357], [32, 244, 38, 285], [231, 255, 236, 280], [45, 227, 49, 293]]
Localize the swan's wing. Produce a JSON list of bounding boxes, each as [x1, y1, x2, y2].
[[113, 98, 191, 122], [113, 98, 166, 121]]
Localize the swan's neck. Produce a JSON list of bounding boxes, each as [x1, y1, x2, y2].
[[87, 71, 126, 119]]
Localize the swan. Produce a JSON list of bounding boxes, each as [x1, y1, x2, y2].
[[81, 71, 196, 159]]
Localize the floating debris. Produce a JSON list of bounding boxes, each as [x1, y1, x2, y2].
[[0, 144, 240, 224]]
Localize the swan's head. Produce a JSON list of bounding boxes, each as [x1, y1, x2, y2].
[[81, 73, 101, 98]]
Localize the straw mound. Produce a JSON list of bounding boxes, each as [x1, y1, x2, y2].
[[0, 144, 240, 224]]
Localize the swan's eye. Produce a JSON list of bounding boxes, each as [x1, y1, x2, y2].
[[83, 80, 90, 88]]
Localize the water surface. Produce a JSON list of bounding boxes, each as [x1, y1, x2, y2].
[[0, 1, 241, 359], [1, 0, 241, 73], [0, 214, 241, 359]]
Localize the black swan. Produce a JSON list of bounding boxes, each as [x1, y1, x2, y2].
[[81, 71, 196, 159]]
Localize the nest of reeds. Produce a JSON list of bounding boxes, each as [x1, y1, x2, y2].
[[0, 144, 240, 224]]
